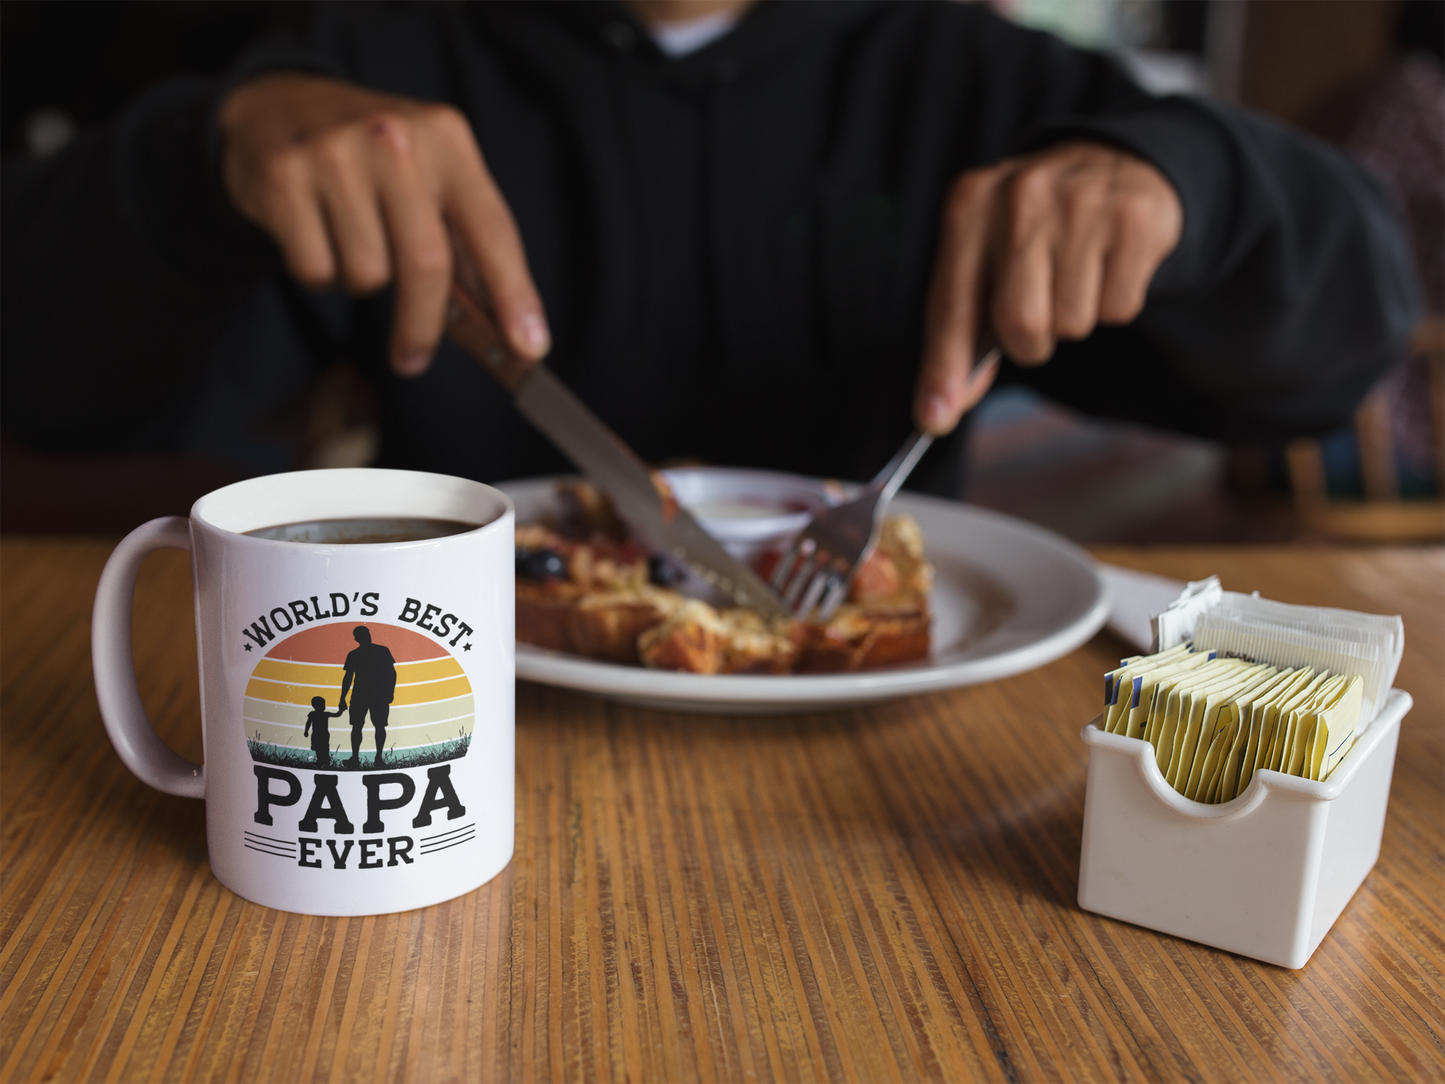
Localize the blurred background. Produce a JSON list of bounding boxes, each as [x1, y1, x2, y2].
[[2, 0, 1441, 543]]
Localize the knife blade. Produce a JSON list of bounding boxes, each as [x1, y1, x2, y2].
[[447, 284, 790, 619]]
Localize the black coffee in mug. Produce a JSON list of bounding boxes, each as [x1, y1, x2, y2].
[[245, 517, 480, 544]]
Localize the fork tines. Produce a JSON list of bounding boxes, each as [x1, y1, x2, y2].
[[769, 539, 844, 621], [767, 425, 946, 623], [770, 518, 874, 623]]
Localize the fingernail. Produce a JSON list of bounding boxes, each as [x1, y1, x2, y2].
[[923, 393, 951, 430], [518, 312, 550, 355], [394, 352, 430, 376]]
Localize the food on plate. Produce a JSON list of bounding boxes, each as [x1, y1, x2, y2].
[[515, 481, 932, 673]]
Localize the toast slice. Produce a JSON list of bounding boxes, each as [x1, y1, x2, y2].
[[515, 523, 686, 663], [515, 494, 932, 674]]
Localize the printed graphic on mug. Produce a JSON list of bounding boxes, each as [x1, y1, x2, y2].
[[243, 620, 474, 772], [238, 607, 479, 872]]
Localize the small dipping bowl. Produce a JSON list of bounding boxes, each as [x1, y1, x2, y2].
[[659, 467, 840, 565]]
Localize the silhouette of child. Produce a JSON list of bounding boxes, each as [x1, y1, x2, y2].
[[303, 696, 344, 769]]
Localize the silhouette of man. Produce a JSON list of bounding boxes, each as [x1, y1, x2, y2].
[[338, 626, 397, 768]]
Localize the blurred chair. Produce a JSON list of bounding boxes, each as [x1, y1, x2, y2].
[[1283, 41, 1444, 543], [1285, 317, 1445, 542]]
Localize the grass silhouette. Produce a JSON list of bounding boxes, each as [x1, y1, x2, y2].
[[247, 735, 470, 771]]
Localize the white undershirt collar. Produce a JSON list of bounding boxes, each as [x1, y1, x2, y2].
[[647, 8, 743, 58]]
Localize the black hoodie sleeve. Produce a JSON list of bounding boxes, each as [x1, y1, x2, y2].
[[891, 3, 1420, 441], [1016, 92, 1422, 439]]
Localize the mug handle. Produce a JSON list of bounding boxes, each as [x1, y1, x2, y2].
[[92, 516, 205, 799]]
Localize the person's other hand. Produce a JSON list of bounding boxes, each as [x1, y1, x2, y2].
[[220, 73, 550, 376], [914, 142, 1182, 435]]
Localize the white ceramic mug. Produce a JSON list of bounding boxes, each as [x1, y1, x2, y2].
[[92, 468, 515, 916]]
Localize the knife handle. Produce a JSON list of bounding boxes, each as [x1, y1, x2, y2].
[[447, 283, 534, 393]]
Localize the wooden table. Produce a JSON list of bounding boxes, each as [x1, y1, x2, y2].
[[2, 539, 1441, 1083]]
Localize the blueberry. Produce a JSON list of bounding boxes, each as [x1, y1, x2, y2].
[[517, 548, 567, 581], [649, 554, 686, 587]]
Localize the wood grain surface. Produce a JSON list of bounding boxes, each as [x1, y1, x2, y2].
[[2, 539, 1441, 1083]]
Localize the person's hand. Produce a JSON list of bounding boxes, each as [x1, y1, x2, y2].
[[915, 142, 1182, 435], [219, 73, 550, 376], [337, 699, 346, 712]]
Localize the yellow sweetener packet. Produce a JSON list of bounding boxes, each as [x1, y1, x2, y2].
[[1195, 715, 1241, 804], [1310, 674, 1364, 780], [1209, 714, 1252, 803], [1246, 668, 1317, 783], [1122, 650, 1218, 740], [1148, 658, 1247, 772], [1217, 668, 1301, 801], [1103, 642, 1192, 733], [1175, 665, 1274, 798], [1161, 662, 1261, 789], [1185, 665, 1285, 800], [1285, 674, 1347, 776], [1269, 672, 1336, 773]]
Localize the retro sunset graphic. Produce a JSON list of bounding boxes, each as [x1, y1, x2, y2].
[[244, 621, 473, 771]]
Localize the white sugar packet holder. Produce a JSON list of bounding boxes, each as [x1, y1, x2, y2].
[[1079, 577, 1408, 968]]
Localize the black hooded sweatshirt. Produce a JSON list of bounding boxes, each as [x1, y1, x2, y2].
[[0, 1, 1421, 493]]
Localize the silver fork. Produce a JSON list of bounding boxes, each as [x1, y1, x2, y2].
[[770, 346, 1002, 621]]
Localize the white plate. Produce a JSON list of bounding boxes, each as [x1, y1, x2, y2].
[[499, 477, 1108, 714]]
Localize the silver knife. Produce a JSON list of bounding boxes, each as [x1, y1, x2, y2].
[[447, 284, 790, 619]]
